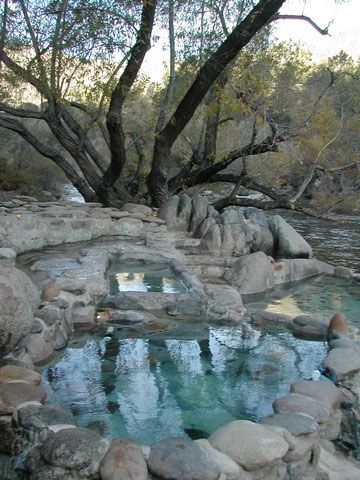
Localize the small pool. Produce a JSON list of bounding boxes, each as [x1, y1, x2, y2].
[[245, 275, 360, 328], [107, 260, 187, 294], [42, 323, 326, 445]]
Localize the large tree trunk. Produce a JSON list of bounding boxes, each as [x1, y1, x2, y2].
[[201, 71, 229, 167], [148, 0, 285, 206], [97, 0, 157, 206]]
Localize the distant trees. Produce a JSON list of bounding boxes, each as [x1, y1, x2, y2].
[[1, 0, 357, 214]]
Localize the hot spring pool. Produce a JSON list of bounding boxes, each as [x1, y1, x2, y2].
[[245, 275, 360, 328], [107, 260, 187, 294], [42, 274, 359, 445], [42, 322, 326, 445]]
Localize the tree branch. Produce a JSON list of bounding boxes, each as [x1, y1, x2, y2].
[[271, 14, 331, 35], [0, 115, 95, 201], [0, 103, 43, 119]]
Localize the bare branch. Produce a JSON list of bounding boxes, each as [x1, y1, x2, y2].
[[271, 14, 331, 35]]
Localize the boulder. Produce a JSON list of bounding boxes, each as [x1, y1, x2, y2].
[[148, 437, 219, 480], [0, 416, 19, 454], [41, 282, 60, 301], [334, 266, 353, 278], [99, 438, 148, 480], [208, 420, 289, 471], [323, 348, 360, 381], [15, 404, 75, 431], [261, 412, 319, 437], [177, 195, 192, 229], [120, 203, 153, 217], [189, 196, 209, 233], [273, 394, 330, 424], [224, 252, 274, 295], [26, 329, 55, 365], [195, 439, 250, 480], [158, 196, 180, 228], [327, 312, 349, 336], [0, 248, 16, 262], [317, 443, 360, 480], [269, 215, 312, 259], [290, 380, 342, 410], [0, 365, 41, 386], [0, 262, 39, 356], [41, 427, 109, 470], [0, 382, 47, 414]]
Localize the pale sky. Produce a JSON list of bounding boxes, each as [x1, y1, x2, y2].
[[142, 0, 360, 82]]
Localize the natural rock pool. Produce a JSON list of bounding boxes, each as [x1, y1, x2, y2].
[[42, 322, 327, 445], [107, 260, 187, 294], [245, 275, 360, 328]]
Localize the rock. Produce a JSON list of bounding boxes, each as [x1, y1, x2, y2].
[[158, 195, 180, 228], [200, 223, 222, 253], [273, 394, 330, 424], [148, 437, 219, 480], [320, 409, 342, 441], [0, 453, 21, 480], [0, 416, 19, 454], [26, 329, 55, 365], [112, 218, 144, 237], [99, 438, 148, 480], [41, 427, 109, 470], [36, 305, 62, 326], [327, 312, 349, 337], [0, 365, 41, 386], [264, 424, 318, 463], [189, 196, 209, 233], [224, 252, 274, 295], [208, 420, 289, 471], [261, 412, 319, 437], [292, 315, 328, 340], [0, 262, 39, 356], [195, 439, 250, 480], [334, 266, 353, 278], [269, 215, 312, 259], [120, 203, 154, 217], [290, 380, 342, 410], [41, 282, 60, 301], [0, 248, 16, 262], [323, 348, 360, 381], [15, 404, 75, 431], [31, 318, 44, 334], [0, 382, 47, 414], [2, 348, 34, 369], [316, 443, 360, 480], [177, 194, 192, 229]]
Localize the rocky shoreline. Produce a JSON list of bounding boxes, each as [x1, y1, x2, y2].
[[0, 194, 359, 480]]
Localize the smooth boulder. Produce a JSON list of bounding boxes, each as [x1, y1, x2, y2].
[[99, 438, 148, 480], [269, 215, 312, 259], [0, 262, 39, 355], [148, 437, 219, 480], [208, 420, 289, 471]]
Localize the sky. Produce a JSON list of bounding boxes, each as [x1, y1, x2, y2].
[[142, 0, 360, 82]]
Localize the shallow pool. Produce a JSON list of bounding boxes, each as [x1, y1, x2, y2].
[[245, 275, 360, 328], [42, 323, 326, 445], [107, 260, 187, 294]]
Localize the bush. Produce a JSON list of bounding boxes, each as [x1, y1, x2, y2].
[[0, 163, 31, 191]]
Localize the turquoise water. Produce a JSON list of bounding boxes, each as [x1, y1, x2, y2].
[[42, 323, 326, 445], [107, 261, 187, 294], [245, 275, 360, 328]]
